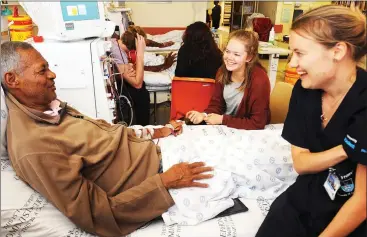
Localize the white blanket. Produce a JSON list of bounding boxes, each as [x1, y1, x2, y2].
[[145, 42, 181, 52], [144, 70, 173, 87], [146, 30, 184, 52], [143, 52, 177, 87], [159, 124, 297, 226], [147, 30, 184, 43], [126, 198, 271, 237]]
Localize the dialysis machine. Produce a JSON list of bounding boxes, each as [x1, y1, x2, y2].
[[20, 2, 116, 122]]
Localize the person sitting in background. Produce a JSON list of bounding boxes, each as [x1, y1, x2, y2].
[[175, 21, 223, 79], [127, 25, 175, 48], [256, 5, 366, 237], [1, 41, 213, 237], [109, 33, 150, 126], [110, 30, 177, 125], [186, 30, 270, 130]]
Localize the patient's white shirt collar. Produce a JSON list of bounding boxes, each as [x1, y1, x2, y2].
[[43, 100, 61, 117]]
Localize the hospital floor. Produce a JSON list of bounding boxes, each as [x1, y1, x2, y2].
[[149, 29, 289, 125]]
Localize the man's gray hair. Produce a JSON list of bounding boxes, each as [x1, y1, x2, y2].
[[1, 41, 34, 88]]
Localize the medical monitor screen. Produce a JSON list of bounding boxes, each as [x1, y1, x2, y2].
[[60, 1, 100, 22]]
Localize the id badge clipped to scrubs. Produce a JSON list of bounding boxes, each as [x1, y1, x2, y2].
[[324, 169, 341, 200]]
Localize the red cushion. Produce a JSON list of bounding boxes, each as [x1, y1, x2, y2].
[[170, 79, 215, 120], [252, 18, 273, 42]]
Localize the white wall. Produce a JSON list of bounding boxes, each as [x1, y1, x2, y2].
[[258, 1, 277, 24], [125, 2, 207, 27], [207, 1, 213, 15], [274, 1, 331, 38]]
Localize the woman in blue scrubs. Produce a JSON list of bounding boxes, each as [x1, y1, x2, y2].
[[256, 5, 366, 237]]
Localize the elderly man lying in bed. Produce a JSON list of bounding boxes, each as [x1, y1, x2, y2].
[[1, 41, 213, 237]]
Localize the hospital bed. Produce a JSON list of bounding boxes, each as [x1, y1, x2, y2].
[[144, 71, 172, 124], [143, 61, 175, 124], [143, 46, 178, 124], [1, 105, 298, 237], [141, 27, 184, 102]]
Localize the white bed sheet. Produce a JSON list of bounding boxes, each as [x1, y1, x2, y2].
[[143, 52, 177, 88], [146, 86, 171, 92], [126, 198, 272, 237], [143, 31, 182, 87], [146, 30, 184, 43], [144, 71, 172, 87], [145, 42, 181, 52], [145, 30, 184, 53], [159, 124, 296, 226]]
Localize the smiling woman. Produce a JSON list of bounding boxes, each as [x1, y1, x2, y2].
[[256, 5, 367, 237], [186, 29, 271, 130]]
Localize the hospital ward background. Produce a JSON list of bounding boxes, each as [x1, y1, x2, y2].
[[1, 1, 366, 237]]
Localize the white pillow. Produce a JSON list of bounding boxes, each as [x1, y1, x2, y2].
[[144, 71, 172, 87], [1, 86, 8, 158]]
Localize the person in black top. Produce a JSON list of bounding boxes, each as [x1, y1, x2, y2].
[[175, 21, 222, 79], [211, 1, 221, 30], [256, 5, 366, 237], [206, 10, 211, 28]]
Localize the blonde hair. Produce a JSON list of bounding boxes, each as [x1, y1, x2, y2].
[[291, 4, 366, 61], [217, 30, 264, 91]]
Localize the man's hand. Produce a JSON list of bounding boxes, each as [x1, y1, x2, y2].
[[159, 41, 175, 48], [160, 162, 213, 189], [152, 127, 173, 138], [204, 113, 223, 125], [163, 52, 177, 70], [135, 34, 146, 56], [166, 120, 183, 136], [151, 120, 184, 139], [186, 111, 206, 124]]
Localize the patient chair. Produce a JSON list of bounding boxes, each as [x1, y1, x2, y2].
[[269, 82, 294, 124], [252, 18, 272, 42], [170, 77, 215, 120]]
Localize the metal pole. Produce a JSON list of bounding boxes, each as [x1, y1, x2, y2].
[[240, 0, 244, 29], [230, 1, 234, 32]]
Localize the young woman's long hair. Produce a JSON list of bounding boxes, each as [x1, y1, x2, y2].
[[217, 30, 265, 91], [181, 21, 222, 66]]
